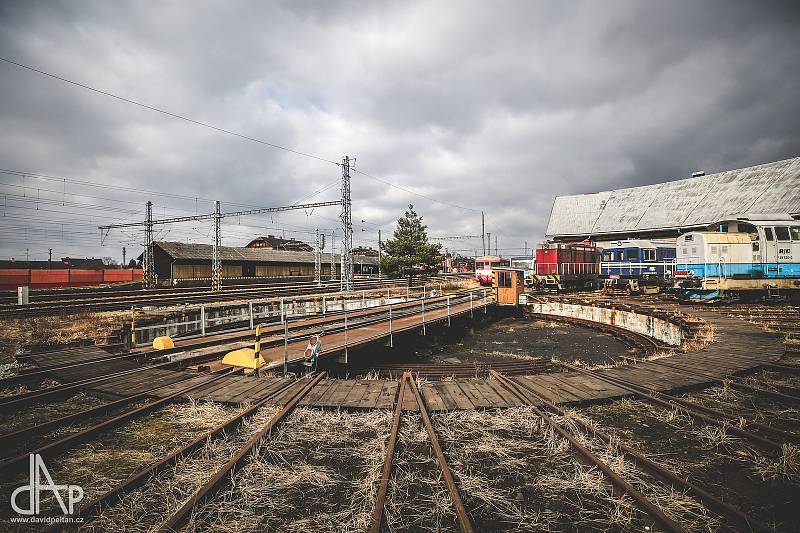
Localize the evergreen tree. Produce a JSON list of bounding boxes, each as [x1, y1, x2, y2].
[[381, 204, 443, 283]]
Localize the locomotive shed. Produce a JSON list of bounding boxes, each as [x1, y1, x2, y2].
[[1, 283, 799, 532]]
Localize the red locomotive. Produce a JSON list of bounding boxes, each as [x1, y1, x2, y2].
[[533, 242, 599, 291]]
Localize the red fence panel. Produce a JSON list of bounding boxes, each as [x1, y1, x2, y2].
[[0, 270, 30, 290], [67, 269, 104, 287], [1, 268, 144, 290], [29, 270, 70, 289], [103, 269, 139, 282]]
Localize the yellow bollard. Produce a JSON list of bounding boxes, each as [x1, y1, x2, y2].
[[153, 336, 175, 350]]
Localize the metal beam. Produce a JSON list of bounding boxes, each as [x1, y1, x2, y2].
[[98, 200, 341, 229]]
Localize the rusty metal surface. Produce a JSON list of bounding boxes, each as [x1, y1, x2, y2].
[[407, 374, 475, 532], [564, 362, 787, 452], [492, 371, 767, 532], [492, 372, 687, 533], [156, 372, 326, 532], [369, 373, 408, 533]]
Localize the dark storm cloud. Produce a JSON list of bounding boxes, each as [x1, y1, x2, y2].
[[0, 0, 798, 260]]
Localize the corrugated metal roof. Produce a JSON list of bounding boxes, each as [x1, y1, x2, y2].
[[154, 241, 378, 265], [546, 157, 800, 237]]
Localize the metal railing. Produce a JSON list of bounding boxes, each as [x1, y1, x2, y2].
[[600, 261, 676, 277], [132, 284, 445, 347], [276, 287, 492, 373], [536, 262, 599, 276]]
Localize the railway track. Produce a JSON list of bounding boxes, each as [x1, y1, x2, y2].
[[5, 293, 797, 529], [0, 277, 410, 316], [19, 360, 796, 530], [0, 368, 236, 477], [1, 289, 488, 398]]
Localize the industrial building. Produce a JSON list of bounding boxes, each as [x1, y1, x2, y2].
[[148, 241, 378, 281], [245, 235, 313, 251], [546, 157, 800, 242]]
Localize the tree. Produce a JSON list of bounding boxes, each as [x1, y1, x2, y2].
[[380, 204, 443, 284]]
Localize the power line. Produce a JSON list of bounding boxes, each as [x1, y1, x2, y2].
[[0, 59, 483, 214], [0, 57, 341, 167]]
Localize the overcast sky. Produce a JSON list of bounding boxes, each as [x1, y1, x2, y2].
[[0, 0, 798, 262]]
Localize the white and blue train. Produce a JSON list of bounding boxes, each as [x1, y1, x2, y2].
[[674, 215, 800, 301], [599, 240, 676, 292]]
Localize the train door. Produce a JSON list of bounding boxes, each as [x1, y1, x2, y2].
[[761, 227, 778, 277], [774, 226, 795, 278], [790, 226, 800, 277]]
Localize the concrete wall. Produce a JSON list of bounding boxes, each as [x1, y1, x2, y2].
[[527, 300, 682, 346]]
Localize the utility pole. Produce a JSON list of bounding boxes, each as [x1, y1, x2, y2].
[[486, 232, 491, 256], [481, 211, 485, 256], [378, 228, 382, 280], [48, 248, 52, 266], [122, 246, 126, 267], [340, 155, 353, 291], [330, 230, 336, 281], [101, 199, 340, 289], [495, 234, 498, 256], [211, 200, 222, 292], [143, 200, 155, 289], [314, 228, 321, 286]]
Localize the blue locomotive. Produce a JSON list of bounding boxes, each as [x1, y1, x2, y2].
[[600, 240, 676, 292], [674, 215, 800, 301]]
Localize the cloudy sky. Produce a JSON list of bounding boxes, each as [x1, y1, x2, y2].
[[0, 0, 798, 262]]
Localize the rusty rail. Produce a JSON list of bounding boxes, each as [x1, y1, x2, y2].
[[0, 371, 202, 449], [47, 376, 301, 531], [645, 357, 800, 404], [562, 362, 789, 452], [369, 373, 409, 533], [155, 371, 326, 532], [491, 370, 770, 532], [406, 374, 475, 532], [0, 368, 237, 476], [490, 371, 686, 533]]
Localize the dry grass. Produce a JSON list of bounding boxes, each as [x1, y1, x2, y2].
[[681, 322, 716, 352], [176, 408, 391, 533], [83, 403, 276, 532], [430, 407, 659, 532], [580, 394, 800, 529], [0, 311, 127, 366], [0, 399, 240, 529], [384, 412, 459, 532]]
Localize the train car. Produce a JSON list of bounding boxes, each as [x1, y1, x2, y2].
[[674, 215, 800, 301], [600, 239, 676, 293], [532, 242, 599, 291], [474, 255, 509, 285]]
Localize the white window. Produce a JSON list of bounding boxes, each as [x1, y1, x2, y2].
[[643, 249, 655, 261]]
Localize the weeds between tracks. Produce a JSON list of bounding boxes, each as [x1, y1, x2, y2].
[[179, 408, 391, 533]]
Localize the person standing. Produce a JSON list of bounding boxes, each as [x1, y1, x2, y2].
[[302, 334, 322, 374]]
